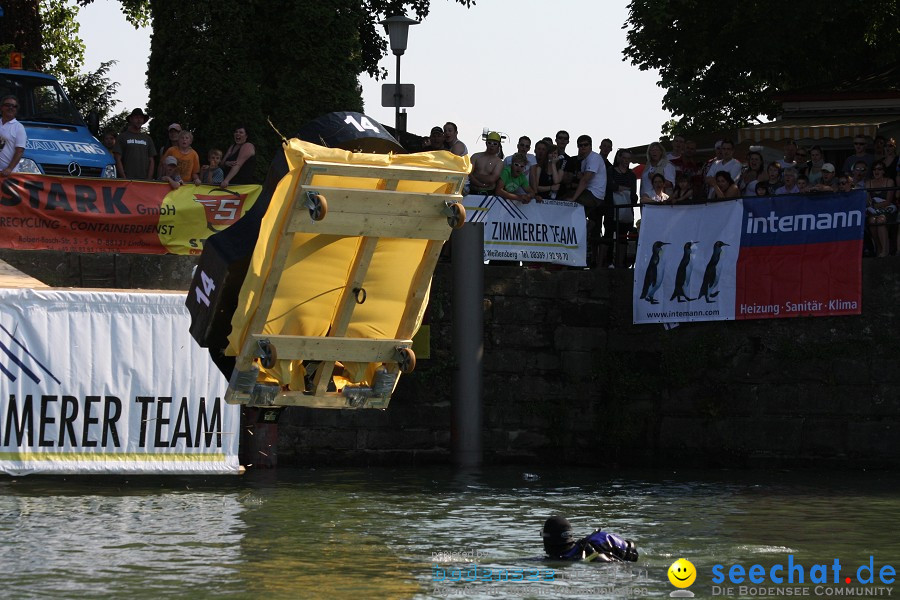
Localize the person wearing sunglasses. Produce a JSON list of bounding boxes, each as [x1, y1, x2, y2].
[[494, 152, 540, 204], [467, 131, 505, 195], [850, 160, 869, 189], [841, 136, 874, 178], [0, 95, 26, 177], [504, 135, 537, 174]]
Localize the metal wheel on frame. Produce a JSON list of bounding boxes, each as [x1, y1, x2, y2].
[[397, 347, 416, 374], [306, 192, 328, 221]]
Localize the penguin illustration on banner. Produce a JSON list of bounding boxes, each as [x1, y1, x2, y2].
[[640, 241, 669, 304], [697, 241, 729, 303], [670, 241, 698, 302]]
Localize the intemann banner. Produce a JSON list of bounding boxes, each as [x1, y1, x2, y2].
[[463, 195, 586, 266], [633, 191, 865, 324], [0, 174, 261, 255], [0, 288, 240, 475]]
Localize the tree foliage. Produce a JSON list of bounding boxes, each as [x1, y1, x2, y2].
[[141, 0, 364, 178], [0, 0, 43, 70], [132, 0, 471, 180], [40, 0, 85, 81], [65, 60, 127, 131], [623, 0, 900, 136]]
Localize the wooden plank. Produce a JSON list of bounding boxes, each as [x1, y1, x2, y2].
[[0, 259, 48, 289], [312, 237, 378, 396], [396, 239, 445, 339], [272, 391, 391, 410], [295, 186, 460, 217], [302, 160, 467, 186], [288, 211, 452, 240], [331, 237, 378, 336], [251, 334, 412, 362]]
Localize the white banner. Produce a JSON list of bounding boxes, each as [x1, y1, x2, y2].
[[0, 289, 240, 475], [632, 202, 743, 324], [463, 195, 587, 266]]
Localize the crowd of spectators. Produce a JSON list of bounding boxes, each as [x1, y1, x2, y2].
[[103, 114, 900, 260], [103, 108, 255, 189], [423, 124, 900, 264]]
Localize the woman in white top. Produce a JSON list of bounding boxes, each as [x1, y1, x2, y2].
[[640, 142, 675, 198]]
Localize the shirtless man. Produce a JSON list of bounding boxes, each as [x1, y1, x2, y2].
[[467, 131, 504, 195]]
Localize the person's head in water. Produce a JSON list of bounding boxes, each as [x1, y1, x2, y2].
[[542, 516, 577, 558]]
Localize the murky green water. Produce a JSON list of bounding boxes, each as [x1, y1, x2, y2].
[[1, 467, 898, 599]]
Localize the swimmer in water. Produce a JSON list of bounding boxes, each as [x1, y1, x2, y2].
[[541, 516, 639, 562]]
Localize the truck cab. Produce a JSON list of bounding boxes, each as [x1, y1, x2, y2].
[[0, 68, 117, 178]]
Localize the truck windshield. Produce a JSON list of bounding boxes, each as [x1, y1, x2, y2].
[[0, 73, 86, 127]]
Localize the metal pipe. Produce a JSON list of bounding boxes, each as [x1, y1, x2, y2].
[[452, 222, 483, 467], [395, 54, 402, 132]]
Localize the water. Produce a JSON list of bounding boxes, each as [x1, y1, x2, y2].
[[1, 467, 898, 599]]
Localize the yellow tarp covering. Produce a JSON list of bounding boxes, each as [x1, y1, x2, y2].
[[226, 139, 470, 391]]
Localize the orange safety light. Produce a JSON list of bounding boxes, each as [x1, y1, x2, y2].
[[9, 52, 23, 69]]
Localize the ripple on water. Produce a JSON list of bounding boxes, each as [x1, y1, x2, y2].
[[1, 468, 899, 598]]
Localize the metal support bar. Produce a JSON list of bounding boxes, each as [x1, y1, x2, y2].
[[451, 223, 483, 467]]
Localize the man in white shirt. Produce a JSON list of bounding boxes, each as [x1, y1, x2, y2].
[[568, 134, 608, 268], [569, 134, 607, 207], [705, 139, 742, 198], [0, 95, 26, 176]]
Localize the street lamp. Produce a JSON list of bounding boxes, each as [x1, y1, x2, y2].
[[380, 15, 419, 132]]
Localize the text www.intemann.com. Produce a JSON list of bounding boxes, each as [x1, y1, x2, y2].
[[646, 309, 720, 318]]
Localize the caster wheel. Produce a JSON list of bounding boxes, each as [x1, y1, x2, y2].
[[397, 347, 416, 374], [447, 203, 466, 229], [258, 340, 277, 369], [307, 192, 327, 221]]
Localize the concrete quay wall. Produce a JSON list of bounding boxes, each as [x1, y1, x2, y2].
[[278, 259, 900, 469], [5, 248, 896, 469]]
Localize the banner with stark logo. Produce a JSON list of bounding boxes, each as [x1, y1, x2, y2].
[[462, 195, 587, 266], [633, 191, 865, 324], [0, 174, 261, 255], [0, 288, 240, 475]]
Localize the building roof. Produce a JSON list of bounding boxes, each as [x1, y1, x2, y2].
[[737, 115, 900, 144]]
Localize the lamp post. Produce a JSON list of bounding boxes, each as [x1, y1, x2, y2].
[[380, 15, 419, 132]]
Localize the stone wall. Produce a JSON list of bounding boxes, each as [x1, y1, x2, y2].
[[277, 259, 900, 469], [0, 250, 196, 289], [5, 248, 897, 468]]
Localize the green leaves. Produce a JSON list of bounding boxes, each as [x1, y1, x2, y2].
[[623, 0, 900, 135], [40, 0, 86, 82], [142, 0, 472, 179]]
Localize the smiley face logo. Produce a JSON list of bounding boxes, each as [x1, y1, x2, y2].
[[668, 558, 696, 588]]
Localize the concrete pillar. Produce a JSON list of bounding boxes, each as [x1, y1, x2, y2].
[[451, 223, 484, 467]]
